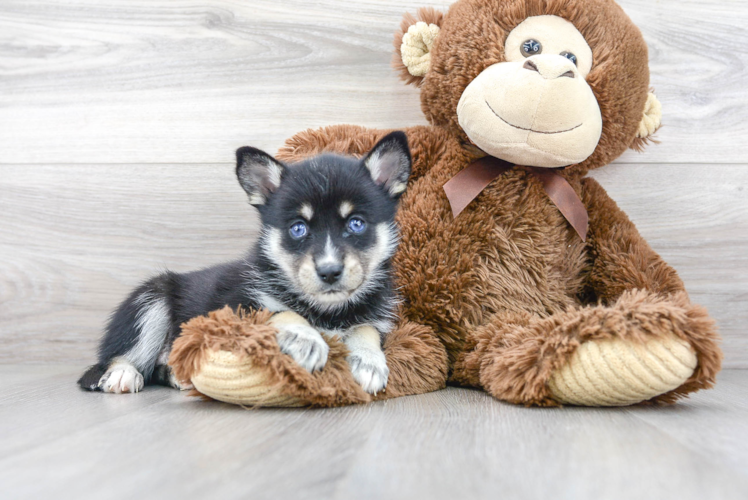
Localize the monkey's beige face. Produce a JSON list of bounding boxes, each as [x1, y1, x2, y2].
[[457, 15, 603, 167]]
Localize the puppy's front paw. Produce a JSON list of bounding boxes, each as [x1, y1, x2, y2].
[[348, 349, 389, 394], [98, 362, 144, 394], [276, 324, 329, 373]]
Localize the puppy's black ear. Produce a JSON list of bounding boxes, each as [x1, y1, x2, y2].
[[362, 131, 412, 198], [236, 147, 285, 206]]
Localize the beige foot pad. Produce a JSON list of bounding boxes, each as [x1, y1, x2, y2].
[[191, 350, 304, 406], [548, 333, 698, 406]]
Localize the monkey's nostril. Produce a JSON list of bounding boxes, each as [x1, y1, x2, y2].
[[561, 70, 576, 79], [523, 60, 539, 72]]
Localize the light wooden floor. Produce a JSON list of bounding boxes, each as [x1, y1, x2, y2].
[[1, 1, 748, 498], [1, 366, 747, 500]]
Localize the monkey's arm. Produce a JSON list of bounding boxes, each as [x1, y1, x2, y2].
[[567, 176, 722, 403], [277, 124, 450, 181], [580, 176, 686, 302], [462, 178, 721, 407]]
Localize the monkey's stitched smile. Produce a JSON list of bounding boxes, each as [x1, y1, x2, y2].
[[485, 100, 583, 135]]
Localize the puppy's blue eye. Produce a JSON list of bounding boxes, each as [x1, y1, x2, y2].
[[347, 217, 366, 234], [561, 51, 577, 66], [289, 221, 308, 239]]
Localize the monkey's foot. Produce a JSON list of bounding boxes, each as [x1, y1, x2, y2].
[[548, 333, 697, 406], [168, 306, 369, 408]]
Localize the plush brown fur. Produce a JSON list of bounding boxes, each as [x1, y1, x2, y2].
[[458, 290, 718, 406], [170, 307, 370, 407], [276, 117, 721, 405], [374, 319, 449, 401], [277, 0, 722, 406], [170, 307, 448, 406], [172, 0, 722, 407]]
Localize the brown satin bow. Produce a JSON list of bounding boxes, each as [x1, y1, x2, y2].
[[442, 156, 589, 241]]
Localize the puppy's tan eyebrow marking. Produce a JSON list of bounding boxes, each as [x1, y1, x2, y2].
[[339, 201, 354, 218], [299, 203, 314, 221]]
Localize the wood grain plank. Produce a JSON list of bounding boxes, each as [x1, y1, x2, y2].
[[1, 374, 748, 500], [0, 364, 79, 389], [0, 372, 377, 500], [619, 0, 748, 164], [0, 163, 259, 363], [625, 370, 748, 479], [332, 387, 748, 500], [0, 365, 175, 459], [1, 163, 746, 366], [0, 0, 746, 164]]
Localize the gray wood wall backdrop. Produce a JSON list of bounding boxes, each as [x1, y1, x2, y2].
[[1, 0, 746, 368]]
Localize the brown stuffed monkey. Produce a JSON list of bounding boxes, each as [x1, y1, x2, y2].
[[170, 0, 722, 407]]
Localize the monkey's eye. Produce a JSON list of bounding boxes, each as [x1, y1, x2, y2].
[[561, 51, 578, 66], [347, 217, 366, 234], [289, 221, 308, 239], [521, 39, 542, 57]]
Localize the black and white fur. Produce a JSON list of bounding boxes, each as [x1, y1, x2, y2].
[[78, 132, 412, 395]]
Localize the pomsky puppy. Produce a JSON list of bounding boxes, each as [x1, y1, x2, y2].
[[78, 131, 412, 395]]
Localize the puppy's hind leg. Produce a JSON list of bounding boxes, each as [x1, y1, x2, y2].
[[78, 363, 109, 391], [97, 358, 145, 394], [81, 275, 175, 393]]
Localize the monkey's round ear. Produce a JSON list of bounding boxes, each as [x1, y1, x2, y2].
[[631, 92, 663, 151], [393, 7, 445, 86], [236, 147, 285, 206]]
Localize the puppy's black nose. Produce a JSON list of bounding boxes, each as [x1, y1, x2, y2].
[[317, 264, 343, 284]]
